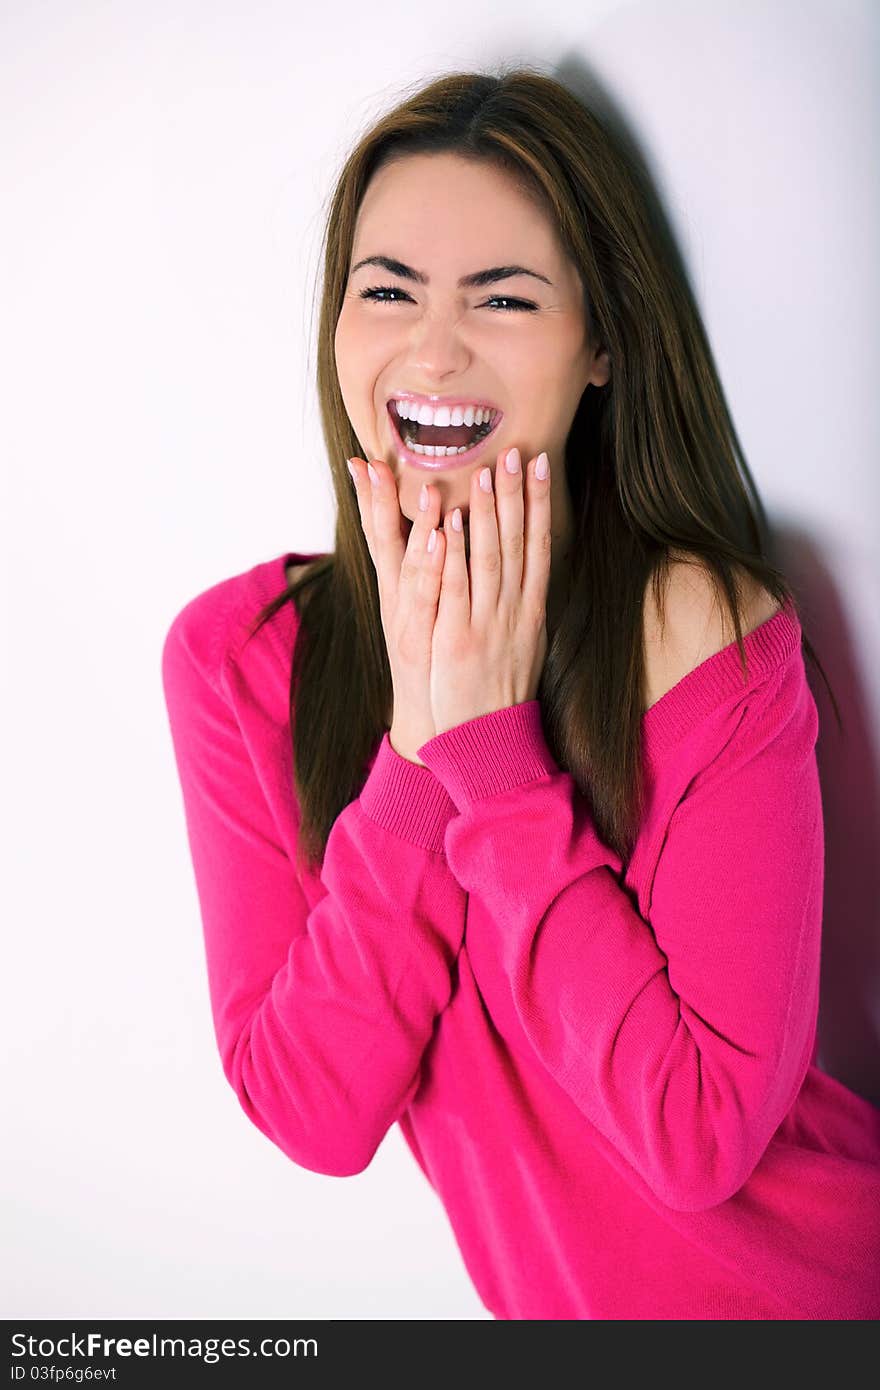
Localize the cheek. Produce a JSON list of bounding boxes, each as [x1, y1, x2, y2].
[[335, 309, 393, 407], [505, 342, 564, 410], [333, 309, 361, 396], [335, 315, 377, 428], [525, 361, 583, 434]]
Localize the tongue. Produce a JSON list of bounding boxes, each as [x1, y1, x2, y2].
[[416, 421, 481, 447]]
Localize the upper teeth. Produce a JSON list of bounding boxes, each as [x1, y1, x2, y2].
[[393, 400, 497, 427]]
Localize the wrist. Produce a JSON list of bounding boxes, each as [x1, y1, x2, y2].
[[388, 725, 428, 767]]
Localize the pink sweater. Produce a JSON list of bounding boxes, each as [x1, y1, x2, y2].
[[161, 550, 880, 1320]]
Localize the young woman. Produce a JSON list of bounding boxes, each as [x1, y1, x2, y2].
[[162, 68, 880, 1319]]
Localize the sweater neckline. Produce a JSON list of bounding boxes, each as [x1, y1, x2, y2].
[[258, 552, 802, 766]]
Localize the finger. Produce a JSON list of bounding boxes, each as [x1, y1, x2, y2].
[[496, 446, 525, 604], [467, 461, 502, 627], [347, 457, 377, 561], [437, 504, 470, 632], [399, 479, 441, 598], [414, 518, 446, 626], [522, 450, 553, 622], [365, 457, 407, 600]]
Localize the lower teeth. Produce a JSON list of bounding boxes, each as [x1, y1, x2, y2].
[[401, 424, 492, 457]]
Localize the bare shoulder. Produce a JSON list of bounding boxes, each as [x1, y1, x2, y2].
[[285, 562, 311, 586], [641, 551, 782, 713]]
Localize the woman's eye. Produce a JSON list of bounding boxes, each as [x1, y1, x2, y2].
[[484, 296, 537, 312], [358, 286, 414, 305], [357, 285, 536, 312]]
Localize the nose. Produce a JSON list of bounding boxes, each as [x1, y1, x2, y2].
[[407, 311, 470, 381]]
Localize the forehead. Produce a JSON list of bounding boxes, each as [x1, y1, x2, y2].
[[353, 152, 564, 269]]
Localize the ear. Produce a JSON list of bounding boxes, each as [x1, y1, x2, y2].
[[590, 345, 611, 389]]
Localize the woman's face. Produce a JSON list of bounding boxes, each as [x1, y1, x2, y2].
[[334, 152, 610, 541]]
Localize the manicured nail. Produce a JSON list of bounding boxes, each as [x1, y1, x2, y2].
[[504, 447, 521, 475], [479, 467, 492, 494], [367, 462, 379, 487], [535, 452, 549, 480], [452, 507, 463, 532], [346, 458, 357, 482], [427, 527, 437, 553], [419, 483, 429, 511]]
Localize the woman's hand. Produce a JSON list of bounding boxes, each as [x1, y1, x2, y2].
[[424, 446, 552, 738], [347, 456, 444, 766]]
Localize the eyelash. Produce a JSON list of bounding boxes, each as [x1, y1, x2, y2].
[[358, 284, 538, 313]]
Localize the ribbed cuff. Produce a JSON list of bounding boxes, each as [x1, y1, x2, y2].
[[358, 732, 458, 852], [417, 701, 559, 811]]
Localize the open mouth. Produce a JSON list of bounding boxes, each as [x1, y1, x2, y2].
[[387, 400, 502, 464]]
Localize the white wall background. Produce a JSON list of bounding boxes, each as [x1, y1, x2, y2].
[[3, 0, 878, 1320]]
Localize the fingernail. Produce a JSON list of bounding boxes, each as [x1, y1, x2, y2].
[[452, 507, 463, 532], [367, 462, 379, 487], [504, 447, 521, 475], [535, 452, 549, 480], [419, 483, 429, 511], [346, 458, 357, 482], [427, 527, 437, 553], [479, 467, 492, 494]]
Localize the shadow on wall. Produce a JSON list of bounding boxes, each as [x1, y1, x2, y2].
[[549, 53, 880, 1110], [769, 525, 880, 1110]]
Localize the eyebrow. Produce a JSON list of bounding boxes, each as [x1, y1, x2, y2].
[[349, 254, 554, 289]]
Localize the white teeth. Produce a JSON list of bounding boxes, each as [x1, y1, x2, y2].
[[394, 397, 499, 461], [422, 444, 460, 458], [401, 432, 484, 457], [392, 399, 496, 426]]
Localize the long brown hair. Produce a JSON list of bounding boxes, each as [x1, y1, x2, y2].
[[245, 65, 840, 877]]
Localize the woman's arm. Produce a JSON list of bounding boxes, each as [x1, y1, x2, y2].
[[417, 661, 823, 1213], [161, 599, 465, 1178]]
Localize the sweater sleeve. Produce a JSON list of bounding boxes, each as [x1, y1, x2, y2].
[[416, 664, 824, 1213], [161, 590, 464, 1178]]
